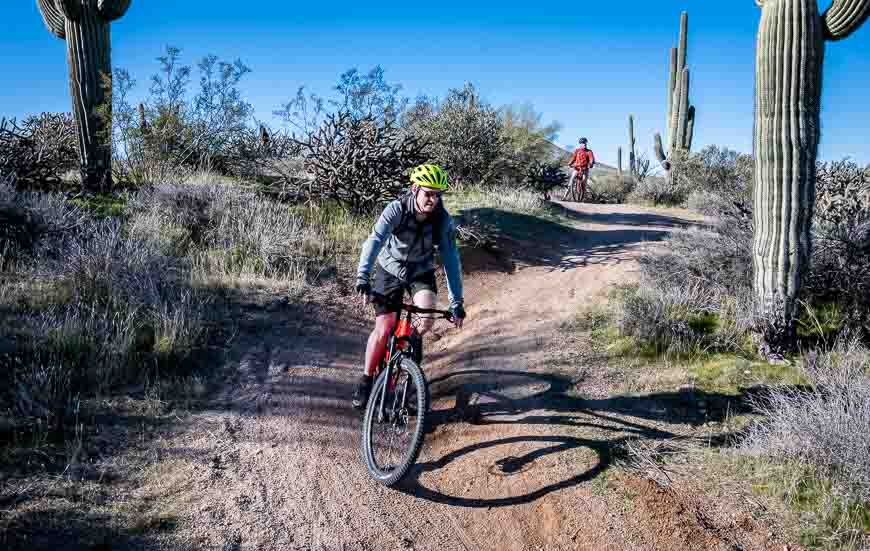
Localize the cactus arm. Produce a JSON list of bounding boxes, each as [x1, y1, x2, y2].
[[36, 0, 66, 39], [57, 0, 82, 21], [822, 0, 870, 40], [684, 105, 695, 151], [677, 12, 688, 72], [98, 0, 133, 22], [654, 133, 667, 164], [617, 146, 623, 175]]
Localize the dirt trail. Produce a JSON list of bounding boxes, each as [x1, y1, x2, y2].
[[138, 203, 788, 551]]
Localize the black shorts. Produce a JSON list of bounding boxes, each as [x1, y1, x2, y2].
[[371, 264, 437, 315]]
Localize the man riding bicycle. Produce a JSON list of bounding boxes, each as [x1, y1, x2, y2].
[[353, 164, 466, 410], [567, 137, 595, 202]]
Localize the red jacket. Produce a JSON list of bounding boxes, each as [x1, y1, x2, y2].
[[570, 148, 595, 170]]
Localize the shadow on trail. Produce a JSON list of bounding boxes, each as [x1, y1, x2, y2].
[[457, 208, 676, 273], [394, 367, 773, 508], [552, 203, 708, 231]]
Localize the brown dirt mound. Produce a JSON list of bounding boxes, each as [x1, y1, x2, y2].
[[619, 474, 789, 551], [624, 475, 733, 550]]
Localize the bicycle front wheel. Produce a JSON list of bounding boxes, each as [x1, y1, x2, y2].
[[361, 356, 428, 487]]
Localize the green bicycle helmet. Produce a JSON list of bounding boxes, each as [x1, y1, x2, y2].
[[410, 164, 449, 191]]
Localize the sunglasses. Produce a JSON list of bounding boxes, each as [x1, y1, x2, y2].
[[420, 189, 443, 200]]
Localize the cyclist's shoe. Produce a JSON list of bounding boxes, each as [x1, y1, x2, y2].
[[352, 375, 373, 410]]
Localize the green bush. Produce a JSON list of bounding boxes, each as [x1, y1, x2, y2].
[[587, 172, 635, 204], [407, 83, 501, 187], [523, 161, 567, 199]]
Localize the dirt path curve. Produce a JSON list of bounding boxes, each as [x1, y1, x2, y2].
[[140, 203, 784, 551]]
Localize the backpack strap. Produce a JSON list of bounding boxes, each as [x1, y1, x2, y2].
[[394, 191, 415, 236], [394, 190, 445, 240]]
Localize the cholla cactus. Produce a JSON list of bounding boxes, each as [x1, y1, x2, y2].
[[36, 0, 133, 190], [752, 0, 870, 353], [525, 160, 568, 200], [654, 11, 695, 171]]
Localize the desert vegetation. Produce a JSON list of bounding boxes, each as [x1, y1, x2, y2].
[[591, 147, 870, 546], [3, 2, 870, 549], [0, 47, 560, 484]]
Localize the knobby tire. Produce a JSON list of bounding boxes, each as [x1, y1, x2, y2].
[[361, 356, 428, 487]]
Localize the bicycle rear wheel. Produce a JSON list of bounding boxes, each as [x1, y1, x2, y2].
[[361, 356, 428, 487]]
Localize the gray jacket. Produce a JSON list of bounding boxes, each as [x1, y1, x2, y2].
[[356, 194, 464, 308]]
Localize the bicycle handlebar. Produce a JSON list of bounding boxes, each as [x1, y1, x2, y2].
[[366, 292, 454, 321]]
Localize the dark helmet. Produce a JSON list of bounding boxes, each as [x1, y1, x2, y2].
[[578, 137, 588, 145]]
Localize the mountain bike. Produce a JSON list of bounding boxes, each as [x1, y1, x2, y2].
[[361, 293, 454, 487], [563, 168, 590, 202]]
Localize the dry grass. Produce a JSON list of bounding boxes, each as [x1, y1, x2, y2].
[[449, 182, 548, 216], [742, 341, 870, 505]]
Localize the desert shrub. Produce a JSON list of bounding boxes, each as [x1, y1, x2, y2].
[[616, 282, 715, 354], [330, 66, 408, 124], [294, 111, 427, 212], [615, 280, 754, 356], [108, 47, 268, 186], [628, 175, 690, 206], [631, 146, 753, 208], [129, 183, 313, 283], [640, 222, 753, 297], [221, 125, 303, 187], [408, 83, 502, 188], [0, 188, 207, 429], [681, 146, 754, 206], [632, 151, 655, 183], [452, 183, 546, 217], [497, 103, 563, 186], [524, 161, 567, 200], [805, 161, 870, 339], [619, 167, 757, 354], [0, 183, 86, 268], [587, 172, 635, 204], [741, 341, 870, 546], [0, 114, 78, 190]]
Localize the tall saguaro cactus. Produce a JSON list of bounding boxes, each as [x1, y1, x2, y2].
[[617, 146, 623, 179], [752, 0, 870, 353], [36, 0, 133, 190], [628, 115, 637, 176], [654, 11, 695, 171]]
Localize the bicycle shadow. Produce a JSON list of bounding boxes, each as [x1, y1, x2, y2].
[[395, 368, 771, 508]]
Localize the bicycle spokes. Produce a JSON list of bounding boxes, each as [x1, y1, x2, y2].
[[367, 367, 421, 475]]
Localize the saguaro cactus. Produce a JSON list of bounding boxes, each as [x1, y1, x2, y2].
[[654, 11, 695, 171], [36, 0, 133, 190], [628, 115, 637, 176], [752, 0, 870, 353], [617, 146, 623, 179]]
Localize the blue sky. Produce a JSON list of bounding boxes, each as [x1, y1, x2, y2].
[[3, 1, 869, 166]]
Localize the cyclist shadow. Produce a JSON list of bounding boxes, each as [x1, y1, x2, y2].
[[395, 368, 772, 508]]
